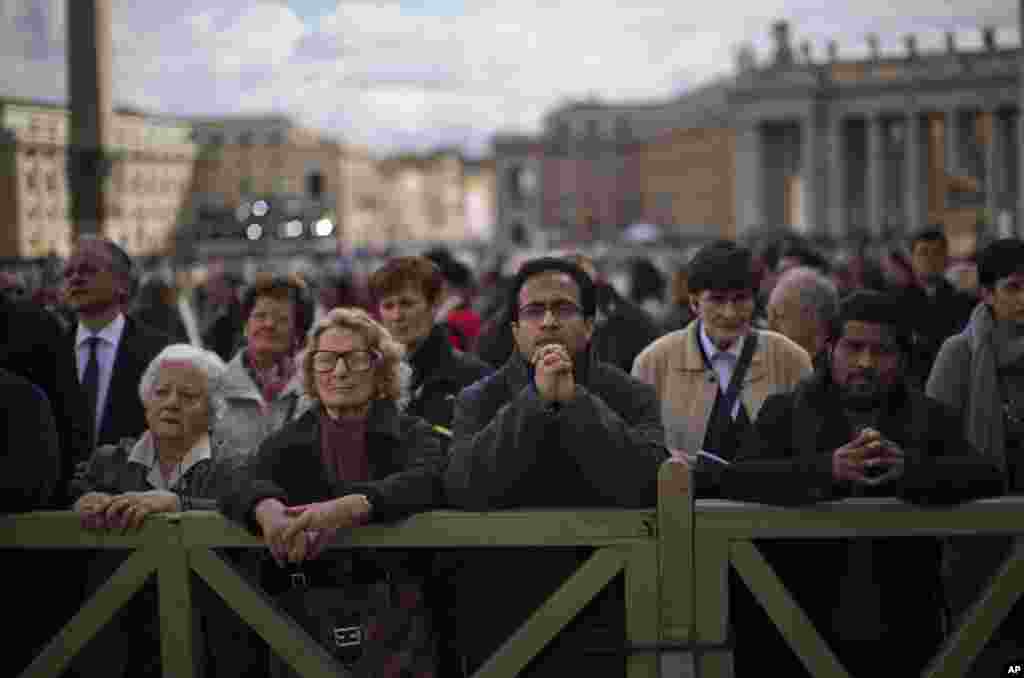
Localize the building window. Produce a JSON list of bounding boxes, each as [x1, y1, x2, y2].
[[26, 169, 38, 192], [306, 172, 324, 200], [45, 172, 57, 192]]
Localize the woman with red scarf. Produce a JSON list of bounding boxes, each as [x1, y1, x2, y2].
[[213, 275, 315, 459]]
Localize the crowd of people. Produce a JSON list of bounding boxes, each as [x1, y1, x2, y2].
[[2, 226, 1022, 677]]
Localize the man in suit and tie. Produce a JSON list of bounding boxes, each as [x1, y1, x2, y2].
[[63, 236, 172, 449]]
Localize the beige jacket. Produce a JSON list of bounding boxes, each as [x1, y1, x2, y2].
[[631, 322, 812, 454]]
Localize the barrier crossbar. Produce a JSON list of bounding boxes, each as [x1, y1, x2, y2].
[[3, 463, 1022, 678], [691, 496, 1024, 678]]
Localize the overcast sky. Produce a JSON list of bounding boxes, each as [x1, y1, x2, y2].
[[1, 0, 1019, 157]]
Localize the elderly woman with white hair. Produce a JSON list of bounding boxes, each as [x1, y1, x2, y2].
[[69, 343, 242, 678], [72, 343, 233, 527]]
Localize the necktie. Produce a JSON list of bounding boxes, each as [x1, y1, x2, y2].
[[82, 336, 101, 445]]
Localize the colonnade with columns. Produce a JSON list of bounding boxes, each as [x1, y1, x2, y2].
[[737, 101, 1021, 243]]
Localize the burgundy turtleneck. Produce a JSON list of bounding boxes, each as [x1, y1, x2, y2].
[[319, 411, 369, 483]]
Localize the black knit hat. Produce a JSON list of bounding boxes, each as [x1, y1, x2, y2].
[[830, 290, 911, 352], [977, 238, 1024, 289]]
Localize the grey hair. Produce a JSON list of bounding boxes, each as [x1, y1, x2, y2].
[[138, 343, 229, 422], [769, 266, 839, 324]]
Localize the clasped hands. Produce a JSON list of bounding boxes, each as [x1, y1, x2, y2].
[[832, 427, 906, 487], [254, 494, 372, 566], [532, 343, 575, 403], [74, 490, 180, 532]]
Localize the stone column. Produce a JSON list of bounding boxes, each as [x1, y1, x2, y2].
[[801, 108, 819, 234], [945, 108, 960, 176], [733, 122, 763, 238], [828, 113, 847, 238], [67, 0, 113, 240], [867, 113, 886, 237], [985, 109, 1001, 236], [904, 110, 924, 234]]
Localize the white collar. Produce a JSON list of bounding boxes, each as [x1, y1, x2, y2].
[[699, 323, 745, 361], [128, 431, 212, 490], [76, 312, 126, 348]]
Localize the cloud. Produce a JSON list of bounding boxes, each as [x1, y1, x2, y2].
[[1, 0, 1019, 155]]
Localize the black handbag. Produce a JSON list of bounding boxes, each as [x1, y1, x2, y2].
[[273, 567, 372, 676]]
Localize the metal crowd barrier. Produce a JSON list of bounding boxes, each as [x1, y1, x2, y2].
[[1, 461, 1022, 678]]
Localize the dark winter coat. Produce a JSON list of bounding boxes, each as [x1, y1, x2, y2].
[[444, 349, 667, 676], [894, 278, 976, 388], [0, 294, 92, 505], [221, 399, 445, 532], [219, 400, 447, 675], [719, 371, 1003, 677], [405, 323, 492, 435]]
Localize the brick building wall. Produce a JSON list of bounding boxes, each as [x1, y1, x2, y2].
[[639, 127, 736, 238]]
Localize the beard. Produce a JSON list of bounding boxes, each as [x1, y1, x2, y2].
[[837, 372, 886, 411]]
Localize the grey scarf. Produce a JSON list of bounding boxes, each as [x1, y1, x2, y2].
[[964, 303, 1024, 473]]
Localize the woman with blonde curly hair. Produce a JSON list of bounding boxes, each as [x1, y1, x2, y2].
[[221, 307, 445, 676]]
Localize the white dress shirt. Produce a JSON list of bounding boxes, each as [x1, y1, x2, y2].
[[76, 313, 126, 437], [699, 324, 747, 420]]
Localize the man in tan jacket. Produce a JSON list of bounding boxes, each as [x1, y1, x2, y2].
[[632, 240, 812, 484], [631, 239, 811, 678]]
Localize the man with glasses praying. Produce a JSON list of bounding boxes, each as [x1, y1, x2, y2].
[[444, 257, 667, 677]]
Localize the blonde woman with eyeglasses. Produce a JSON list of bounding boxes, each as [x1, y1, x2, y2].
[[221, 307, 445, 676]]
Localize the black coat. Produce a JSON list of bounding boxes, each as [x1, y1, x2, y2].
[[67, 315, 173, 448], [0, 295, 92, 505], [894, 279, 976, 387], [406, 324, 492, 433], [720, 372, 1003, 676], [444, 350, 667, 675], [220, 399, 445, 533], [0, 368, 60, 512]]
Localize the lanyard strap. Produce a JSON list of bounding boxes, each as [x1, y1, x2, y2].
[[696, 323, 759, 417]]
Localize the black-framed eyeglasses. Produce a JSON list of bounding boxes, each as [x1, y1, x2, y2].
[[518, 301, 583, 323], [311, 350, 378, 373], [62, 262, 110, 279]]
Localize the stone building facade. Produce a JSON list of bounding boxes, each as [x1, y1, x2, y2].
[[188, 117, 350, 230], [534, 83, 732, 246], [638, 127, 736, 239], [493, 21, 1021, 256], [733, 22, 1021, 254], [373, 150, 469, 246], [492, 134, 543, 250], [1, 103, 486, 260], [0, 98, 195, 259]]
